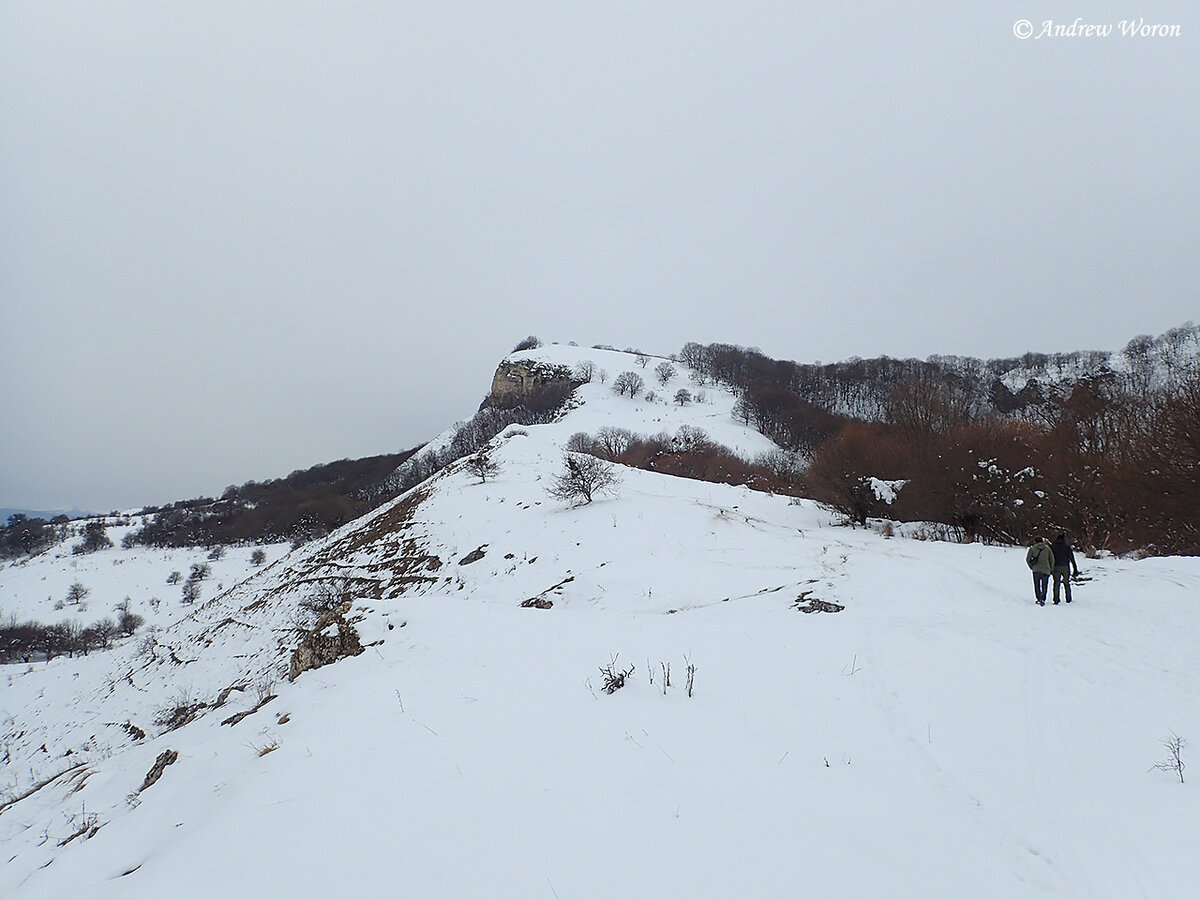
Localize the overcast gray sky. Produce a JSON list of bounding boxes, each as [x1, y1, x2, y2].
[[2, 1, 1197, 513]]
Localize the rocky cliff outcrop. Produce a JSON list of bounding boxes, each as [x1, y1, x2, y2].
[[488, 359, 576, 409], [288, 600, 364, 681]]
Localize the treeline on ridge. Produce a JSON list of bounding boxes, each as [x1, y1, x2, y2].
[[678, 328, 1200, 555], [124, 452, 417, 549]]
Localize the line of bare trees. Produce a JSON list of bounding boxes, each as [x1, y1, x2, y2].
[[681, 331, 1200, 554], [0, 609, 144, 664]]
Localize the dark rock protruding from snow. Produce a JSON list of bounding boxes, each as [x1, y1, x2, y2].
[[288, 601, 364, 681], [139, 749, 178, 792]]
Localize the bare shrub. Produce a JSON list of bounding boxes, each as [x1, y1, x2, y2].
[[599, 656, 635, 694], [465, 448, 501, 483], [1151, 732, 1186, 783], [118, 610, 144, 636], [547, 454, 621, 506], [512, 335, 542, 352], [673, 425, 710, 453], [154, 692, 207, 732]]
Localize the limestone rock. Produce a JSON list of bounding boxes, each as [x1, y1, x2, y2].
[[139, 749, 178, 792], [288, 601, 365, 681]]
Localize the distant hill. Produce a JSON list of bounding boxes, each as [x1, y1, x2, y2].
[[0, 508, 88, 523]]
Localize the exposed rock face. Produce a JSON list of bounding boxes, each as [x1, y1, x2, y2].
[[288, 601, 365, 681], [488, 359, 575, 408], [139, 749, 178, 792], [459, 546, 487, 565]]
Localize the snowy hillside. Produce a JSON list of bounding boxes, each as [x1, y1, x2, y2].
[[2, 345, 1197, 899]]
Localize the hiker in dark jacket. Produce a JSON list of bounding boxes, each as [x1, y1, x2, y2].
[[1026, 536, 1054, 606], [1050, 532, 1080, 604]]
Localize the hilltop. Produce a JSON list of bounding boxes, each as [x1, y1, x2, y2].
[[1, 342, 1197, 899]]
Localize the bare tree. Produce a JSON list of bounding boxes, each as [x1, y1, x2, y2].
[[613, 371, 644, 398], [547, 453, 622, 506], [465, 447, 501, 483], [92, 618, 119, 649], [181, 580, 201, 604], [65, 581, 90, 605], [673, 425, 710, 453], [674, 388, 692, 406], [635, 353, 650, 368], [654, 361, 676, 385], [73, 520, 113, 554], [118, 610, 144, 636], [595, 426, 636, 460], [573, 360, 597, 383]]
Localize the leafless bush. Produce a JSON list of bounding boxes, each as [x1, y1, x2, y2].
[[135, 632, 158, 660], [684, 655, 696, 698], [154, 691, 207, 732], [292, 579, 353, 632], [547, 453, 621, 506], [1151, 732, 1186, 783], [465, 448, 501, 483], [673, 425, 710, 453], [512, 335, 542, 352], [599, 656, 635, 694]]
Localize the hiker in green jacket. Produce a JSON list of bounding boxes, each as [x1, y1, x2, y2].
[[1026, 536, 1054, 606]]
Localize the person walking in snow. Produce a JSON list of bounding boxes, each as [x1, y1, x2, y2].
[[1026, 536, 1054, 606], [1050, 532, 1080, 605]]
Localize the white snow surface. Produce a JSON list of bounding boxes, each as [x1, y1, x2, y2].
[[2, 345, 1197, 899]]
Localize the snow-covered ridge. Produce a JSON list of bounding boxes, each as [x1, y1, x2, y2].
[[2, 341, 1198, 898]]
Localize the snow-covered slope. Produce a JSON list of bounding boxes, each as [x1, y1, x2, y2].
[[2, 345, 1197, 899]]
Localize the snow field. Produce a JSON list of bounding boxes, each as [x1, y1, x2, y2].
[[2, 344, 1197, 898]]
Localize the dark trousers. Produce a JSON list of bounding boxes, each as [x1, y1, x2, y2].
[[1052, 567, 1072, 603], [1032, 572, 1050, 604]]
